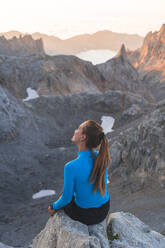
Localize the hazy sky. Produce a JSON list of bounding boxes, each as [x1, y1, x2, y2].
[[0, 0, 164, 38]]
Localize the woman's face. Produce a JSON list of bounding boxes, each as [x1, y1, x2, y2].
[[71, 121, 87, 144]]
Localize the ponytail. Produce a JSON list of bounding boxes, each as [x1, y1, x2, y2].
[[89, 135, 111, 195], [81, 120, 111, 196]]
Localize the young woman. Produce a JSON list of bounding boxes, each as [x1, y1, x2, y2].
[[48, 120, 111, 225]]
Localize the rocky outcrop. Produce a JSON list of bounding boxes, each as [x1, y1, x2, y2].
[[0, 40, 155, 104], [96, 44, 155, 103], [130, 24, 165, 70], [107, 212, 165, 248], [32, 210, 109, 248], [0, 35, 45, 56], [126, 24, 165, 102], [0, 54, 103, 98], [0, 52, 154, 104], [32, 210, 165, 248], [109, 100, 165, 190]]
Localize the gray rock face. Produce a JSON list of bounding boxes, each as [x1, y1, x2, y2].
[[96, 45, 155, 104], [0, 54, 102, 98], [0, 42, 155, 105], [32, 210, 109, 248], [0, 35, 45, 56], [0, 85, 25, 143], [107, 212, 165, 248], [109, 102, 165, 189]]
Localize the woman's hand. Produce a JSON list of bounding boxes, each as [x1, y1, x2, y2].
[[48, 205, 57, 216]]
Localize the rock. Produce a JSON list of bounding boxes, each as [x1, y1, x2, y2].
[[0, 243, 13, 248], [32, 211, 165, 248], [32, 210, 109, 248], [107, 212, 165, 248], [0, 35, 45, 56], [0, 54, 102, 98], [0, 85, 25, 143], [118, 104, 142, 124], [0, 42, 154, 104], [109, 103, 165, 189], [96, 45, 154, 104], [126, 24, 165, 102], [130, 24, 165, 70]]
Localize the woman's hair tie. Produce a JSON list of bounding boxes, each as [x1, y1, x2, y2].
[[99, 132, 105, 140]]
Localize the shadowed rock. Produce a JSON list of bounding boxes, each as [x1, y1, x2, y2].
[[0, 35, 45, 56]]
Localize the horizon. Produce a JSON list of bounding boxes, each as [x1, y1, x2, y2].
[[0, 0, 164, 39], [0, 28, 145, 40]]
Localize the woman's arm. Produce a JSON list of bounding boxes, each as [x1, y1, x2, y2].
[[51, 163, 75, 210]]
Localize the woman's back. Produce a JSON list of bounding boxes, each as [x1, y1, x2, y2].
[[68, 149, 110, 208]]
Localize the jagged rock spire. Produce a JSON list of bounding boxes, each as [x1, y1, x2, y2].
[[160, 23, 165, 34], [116, 43, 127, 62]]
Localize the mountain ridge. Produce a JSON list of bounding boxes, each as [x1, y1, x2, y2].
[[0, 29, 143, 55]]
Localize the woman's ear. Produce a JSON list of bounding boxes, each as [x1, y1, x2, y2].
[[80, 134, 87, 142]]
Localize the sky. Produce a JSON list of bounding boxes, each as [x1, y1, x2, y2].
[[0, 0, 164, 38]]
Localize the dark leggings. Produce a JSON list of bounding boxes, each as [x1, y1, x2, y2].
[[61, 195, 110, 225]]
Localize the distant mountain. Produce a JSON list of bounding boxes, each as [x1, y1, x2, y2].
[[0, 34, 45, 56], [0, 30, 143, 55]]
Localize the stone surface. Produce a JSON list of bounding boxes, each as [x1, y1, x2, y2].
[[107, 212, 165, 248], [32, 210, 107, 248], [32, 211, 165, 248]]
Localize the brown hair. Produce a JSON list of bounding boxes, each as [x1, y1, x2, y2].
[[82, 120, 111, 195]]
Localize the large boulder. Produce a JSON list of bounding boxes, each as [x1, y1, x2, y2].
[[32, 210, 110, 248], [32, 211, 165, 248]]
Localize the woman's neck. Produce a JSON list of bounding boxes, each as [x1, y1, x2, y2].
[[77, 143, 90, 152]]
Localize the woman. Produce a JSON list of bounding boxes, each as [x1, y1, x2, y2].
[[48, 120, 111, 225]]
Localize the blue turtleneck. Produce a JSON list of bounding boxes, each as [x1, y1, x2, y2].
[[52, 149, 110, 210]]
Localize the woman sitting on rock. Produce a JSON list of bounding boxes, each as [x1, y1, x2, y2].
[[48, 120, 111, 225]]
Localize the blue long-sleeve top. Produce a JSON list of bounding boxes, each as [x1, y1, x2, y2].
[[52, 149, 110, 210]]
